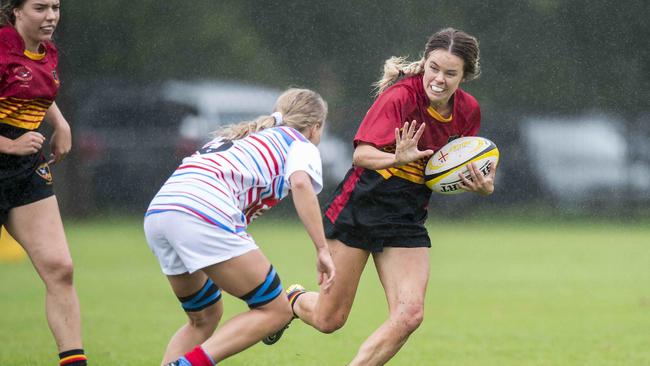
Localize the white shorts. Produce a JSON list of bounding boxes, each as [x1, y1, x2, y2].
[[143, 210, 258, 275]]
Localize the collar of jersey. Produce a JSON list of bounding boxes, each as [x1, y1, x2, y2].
[[24, 48, 46, 60], [427, 105, 453, 123]]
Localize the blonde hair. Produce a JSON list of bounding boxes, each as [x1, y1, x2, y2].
[[373, 28, 481, 96], [214, 88, 327, 140]]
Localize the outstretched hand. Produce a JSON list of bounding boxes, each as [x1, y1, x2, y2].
[[316, 248, 336, 293], [394, 120, 434, 166]]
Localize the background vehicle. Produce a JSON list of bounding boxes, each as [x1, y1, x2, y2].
[[63, 80, 351, 214]]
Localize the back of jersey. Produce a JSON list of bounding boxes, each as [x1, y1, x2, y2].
[[146, 126, 316, 232]]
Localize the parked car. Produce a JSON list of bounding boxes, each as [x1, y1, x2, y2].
[[519, 114, 650, 208], [65, 80, 351, 214]]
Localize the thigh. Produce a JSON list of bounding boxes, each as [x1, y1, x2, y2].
[[154, 211, 258, 275], [200, 248, 274, 298], [6, 196, 71, 273], [167, 271, 224, 320], [372, 247, 430, 310], [144, 213, 188, 275], [317, 238, 370, 316], [168, 271, 211, 298]]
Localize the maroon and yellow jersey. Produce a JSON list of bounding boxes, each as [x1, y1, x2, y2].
[[324, 74, 481, 238], [0, 25, 59, 181], [354, 74, 480, 184], [0, 25, 59, 130]]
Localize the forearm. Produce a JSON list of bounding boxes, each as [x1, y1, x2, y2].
[[45, 102, 69, 130], [352, 144, 397, 170], [0, 135, 14, 154], [291, 182, 328, 252]]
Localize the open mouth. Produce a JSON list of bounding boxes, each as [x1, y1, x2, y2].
[[430, 85, 444, 94]]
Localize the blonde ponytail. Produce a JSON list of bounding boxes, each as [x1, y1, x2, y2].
[[213, 115, 277, 140], [372, 56, 425, 96], [213, 88, 327, 140]]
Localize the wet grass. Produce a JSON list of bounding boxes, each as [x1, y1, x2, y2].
[[0, 217, 648, 365]]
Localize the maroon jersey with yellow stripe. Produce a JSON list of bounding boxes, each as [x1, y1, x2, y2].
[[323, 74, 480, 239], [0, 25, 59, 181]]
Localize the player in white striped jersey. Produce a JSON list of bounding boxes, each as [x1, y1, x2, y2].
[[144, 88, 336, 366]]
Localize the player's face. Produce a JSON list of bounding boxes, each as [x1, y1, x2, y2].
[[13, 0, 60, 50], [422, 49, 465, 108]]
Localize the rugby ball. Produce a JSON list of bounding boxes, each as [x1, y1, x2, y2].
[[424, 136, 499, 194]]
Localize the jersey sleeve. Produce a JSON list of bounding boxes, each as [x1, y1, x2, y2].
[[354, 85, 418, 148], [285, 141, 323, 194]]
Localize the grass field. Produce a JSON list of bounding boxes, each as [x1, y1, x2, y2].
[[0, 217, 648, 365]]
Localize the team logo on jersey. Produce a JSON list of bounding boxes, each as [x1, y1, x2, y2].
[[13, 66, 33, 82], [36, 162, 53, 183]]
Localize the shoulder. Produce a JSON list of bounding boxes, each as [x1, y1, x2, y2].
[[455, 87, 480, 111], [380, 75, 423, 103], [272, 126, 310, 144], [453, 88, 481, 128], [286, 140, 322, 169], [370, 75, 426, 116], [0, 26, 22, 57], [43, 41, 58, 61], [289, 139, 320, 154]]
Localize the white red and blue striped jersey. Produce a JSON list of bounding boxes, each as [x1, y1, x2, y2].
[[146, 126, 323, 234]]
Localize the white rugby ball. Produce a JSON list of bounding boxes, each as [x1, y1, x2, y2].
[[424, 136, 499, 194]]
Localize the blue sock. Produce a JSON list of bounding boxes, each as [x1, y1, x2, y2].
[[177, 357, 192, 366]]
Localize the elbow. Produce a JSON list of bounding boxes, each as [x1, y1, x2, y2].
[[352, 150, 364, 167], [290, 172, 312, 192], [291, 179, 310, 191]]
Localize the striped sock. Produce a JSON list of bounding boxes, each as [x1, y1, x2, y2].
[[59, 349, 87, 366], [183, 346, 215, 366], [288, 289, 306, 318]]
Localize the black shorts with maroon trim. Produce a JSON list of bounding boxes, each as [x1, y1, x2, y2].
[[322, 166, 432, 253], [0, 154, 54, 226]]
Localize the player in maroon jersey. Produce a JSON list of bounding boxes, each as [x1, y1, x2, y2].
[[0, 1, 87, 365], [264, 28, 498, 365]]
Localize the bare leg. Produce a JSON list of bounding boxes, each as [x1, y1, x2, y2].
[[348, 247, 429, 366], [293, 239, 369, 333], [199, 249, 293, 362], [161, 271, 223, 365], [6, 196, 83, 352]]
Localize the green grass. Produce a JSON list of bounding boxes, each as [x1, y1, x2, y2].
[[1, 217, 649, 365]]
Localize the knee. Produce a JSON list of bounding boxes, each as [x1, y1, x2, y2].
[[315, 312, 348, 334], [393, 303, 424, 335], [187, 307, 221, 335], [41, 258, 75, 288], [275, 303, 294, 328]]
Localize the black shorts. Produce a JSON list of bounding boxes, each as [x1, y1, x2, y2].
[[323, 216, 431, 253], [0, 158, 54, 226], [322, 167, 432, 253]]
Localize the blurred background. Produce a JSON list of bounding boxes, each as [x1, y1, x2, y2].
[[2, 2, 649, 364], [44, 0, 649, 218]]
